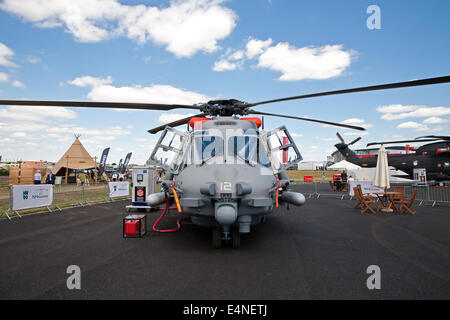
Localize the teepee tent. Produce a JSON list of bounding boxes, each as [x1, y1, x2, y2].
[[51, 136, 98, 182]]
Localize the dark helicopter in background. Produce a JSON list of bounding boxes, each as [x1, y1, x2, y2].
[[333, 133, 450, 181], [1, 75, 449, 248]]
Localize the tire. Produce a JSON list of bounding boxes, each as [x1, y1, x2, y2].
[[231, 228, 240, 249], [212, 227, 222, 249]]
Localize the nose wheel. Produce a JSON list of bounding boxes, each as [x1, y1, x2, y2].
[[212, 227, 222, 249], [212, 227, 240, 249], [231, 227, 240, 249]]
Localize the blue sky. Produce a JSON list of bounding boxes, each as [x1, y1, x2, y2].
[[0, 0, 449, 164]]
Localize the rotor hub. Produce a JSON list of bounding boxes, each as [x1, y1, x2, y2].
[[201, 99, 248, 117]]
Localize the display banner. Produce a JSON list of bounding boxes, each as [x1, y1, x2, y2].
[[109, 181, 130, 198], [98, 147, 110, 177], [121, 152, 132, 173], [348, 180, 385, 196], [10, 184, 53, 211]]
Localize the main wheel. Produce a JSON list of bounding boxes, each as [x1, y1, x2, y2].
[[231, 228, 240, 249], [212, 227, 222, 249]]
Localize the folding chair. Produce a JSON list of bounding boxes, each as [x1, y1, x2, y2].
[[354, 187, 376, 214], [399, 189, 418, 215]]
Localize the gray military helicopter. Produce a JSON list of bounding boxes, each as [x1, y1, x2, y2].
[[1, 75, 449, 248]]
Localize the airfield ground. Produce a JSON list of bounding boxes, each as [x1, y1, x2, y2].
[[0, 184, 449, 300]]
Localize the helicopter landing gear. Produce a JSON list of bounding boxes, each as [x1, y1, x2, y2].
[[231, 227, 240, 249], [212, 227, 222, 249], [212, 226, 241, 249]]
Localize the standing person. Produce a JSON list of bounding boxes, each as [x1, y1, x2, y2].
[[112, 171, 118, 182], [321, 172, 326, 182], [46, 172, 55, 184], [34, 170, 42, 184], [119, 172, 124, 181]]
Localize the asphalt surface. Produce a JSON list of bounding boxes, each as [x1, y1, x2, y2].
[[0, 185, 449, 300]]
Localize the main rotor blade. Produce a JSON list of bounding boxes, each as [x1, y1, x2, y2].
[[0, 99, 202, 111], [349, 137, 362, 146], [336, 132, 345, 143], [415, 135, 450, 141], [148, 113, 207, 134], [246, 76, 450, 108], [366, 139, 439, 147], [247, 110, 365, 131]]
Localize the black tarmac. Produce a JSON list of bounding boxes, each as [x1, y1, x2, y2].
[[0, 185, 449, 300]]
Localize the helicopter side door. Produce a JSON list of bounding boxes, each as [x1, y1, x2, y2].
[[148, 127, 190, 173], [262, 126, 303, 173]]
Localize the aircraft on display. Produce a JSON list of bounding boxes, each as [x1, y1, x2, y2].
[[333, 133, 450, 181], [1, 75, 449, 248]]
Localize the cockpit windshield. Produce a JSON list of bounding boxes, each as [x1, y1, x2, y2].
[[191, 130, 224, 165], [188, 128, 269, 166]]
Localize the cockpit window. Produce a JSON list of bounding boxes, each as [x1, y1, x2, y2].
[[191, 131, 224, 164]]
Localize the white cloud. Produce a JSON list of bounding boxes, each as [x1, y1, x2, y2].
[[422, 116, 448, 124], [68, 75, 113, 87], [377, 104, 450, 120], [340, 118, 373, 128], [12, 80, 25, 88], [0, 105, 77, 122], [212, 59, 239, 72], [343, 131, 369, 136], [0, 0, 237, 58], [397, 121, 429, 131], [26, 55, 40, 64], [158, 113, 195, 123], [212, 48, 245, 72], [215, 38, 354, 80], [68, 75, 211, 105], [245, 38, 273, 59], [0, 72, 9, 82], [396, 121, 444, 132], [0, 42, 18, 67], [256, 43, 353, 81], [376, 104, 420, 114]]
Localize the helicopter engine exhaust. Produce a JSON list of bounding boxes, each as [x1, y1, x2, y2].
[[147, 192, 166, 207], [281, 191, 306, 206]]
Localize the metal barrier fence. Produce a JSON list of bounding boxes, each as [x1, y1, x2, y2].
[[292, 180, 450, 206], [0, 182, 131, 221]]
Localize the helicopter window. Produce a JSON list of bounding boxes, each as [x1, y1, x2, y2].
[[228, 135, 258, 163], [191, 131, 224, 165]]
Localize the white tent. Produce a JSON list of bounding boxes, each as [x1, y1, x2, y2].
[[327, 160, 361, 171]]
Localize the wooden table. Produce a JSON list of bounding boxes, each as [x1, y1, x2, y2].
[[374, 192, 402, 212]]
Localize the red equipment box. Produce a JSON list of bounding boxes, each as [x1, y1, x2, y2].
[[123, 214, 147, 238], [333, 175, 342, 181], [303, 176, 314, 182]]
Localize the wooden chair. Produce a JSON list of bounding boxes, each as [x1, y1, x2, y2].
[[392, 186, 406, 205], [353, 187, 376, 214], [399, 189, 418, 215]]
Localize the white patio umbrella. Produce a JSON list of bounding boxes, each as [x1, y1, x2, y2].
[[374, 144, 390, 190]]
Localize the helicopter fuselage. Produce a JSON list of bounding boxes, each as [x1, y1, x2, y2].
[[147, 116, 305, 246]]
